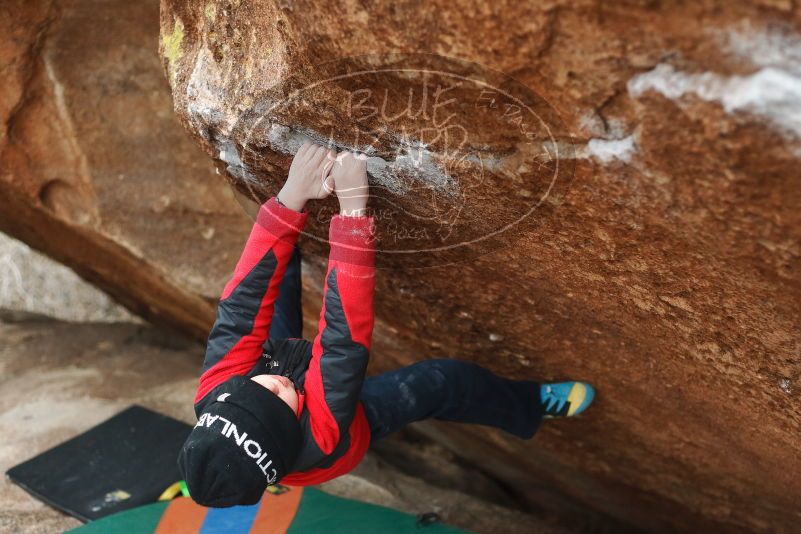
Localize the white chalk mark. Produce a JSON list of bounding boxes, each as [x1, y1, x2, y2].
[[629, 64, 801, 138], [266, 123, 457, 196], [629, 25, 801, 139], [582, 135, 637, 164]]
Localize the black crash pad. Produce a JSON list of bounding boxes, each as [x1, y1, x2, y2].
[[6, 405, 192, 522]]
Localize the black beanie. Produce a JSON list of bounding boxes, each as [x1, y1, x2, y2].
[[177, 376, 303, 507]]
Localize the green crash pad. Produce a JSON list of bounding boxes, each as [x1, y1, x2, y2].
[[68, 486, 467, 534]]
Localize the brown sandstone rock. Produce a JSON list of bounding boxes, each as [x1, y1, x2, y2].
[[0, 0, 252, 341], [1, 0, 799, 530], [160, 1, 801, 532]]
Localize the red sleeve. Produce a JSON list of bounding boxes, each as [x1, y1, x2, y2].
[[195, 198, 307, 403], [303, 215, 376, 454]]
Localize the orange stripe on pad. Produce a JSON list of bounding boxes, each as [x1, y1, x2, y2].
[[155, 497, 209, 534], [250, 488, 304, 533]]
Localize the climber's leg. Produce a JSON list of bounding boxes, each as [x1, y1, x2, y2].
[[360, 359, 543, 442], [268, 246, 304, 339]]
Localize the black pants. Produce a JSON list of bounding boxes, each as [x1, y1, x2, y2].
[[270, 249, 543, 442]]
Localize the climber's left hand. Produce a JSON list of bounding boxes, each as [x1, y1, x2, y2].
[[277, 142, 336, 212]]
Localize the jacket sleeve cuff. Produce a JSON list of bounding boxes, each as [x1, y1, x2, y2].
[[329, 215, 375, 267], [256, 197, 308, 242]]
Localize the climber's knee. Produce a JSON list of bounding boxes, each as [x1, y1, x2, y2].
[[412, 359, 479, 401], [410, 358, 466, 382]]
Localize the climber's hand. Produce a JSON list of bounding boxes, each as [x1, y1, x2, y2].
[[330, 151, 369, 216], [277, 142, 336, 212]]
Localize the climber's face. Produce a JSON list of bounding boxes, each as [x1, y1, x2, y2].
[[250, 374, 300, 415]]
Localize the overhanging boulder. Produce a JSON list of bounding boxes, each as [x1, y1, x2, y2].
[[159, 1, 801, 531]]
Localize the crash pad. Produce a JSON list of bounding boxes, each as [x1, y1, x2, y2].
[[6, 405, 192, 521], [68, 487, 466, 533]]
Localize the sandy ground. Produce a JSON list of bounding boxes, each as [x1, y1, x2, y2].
[[0, 317, 197, 533], [0, 316, 558, 534]]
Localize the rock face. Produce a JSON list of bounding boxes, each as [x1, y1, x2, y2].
[[0, 0, 253, 341], [160, 1, 801, 532], [2, 0, 799, 531]]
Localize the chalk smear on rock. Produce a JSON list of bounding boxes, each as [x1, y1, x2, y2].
[[628, 25, 801, 139]]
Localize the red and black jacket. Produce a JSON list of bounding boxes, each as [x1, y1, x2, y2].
[[193, 197, 376, 486]]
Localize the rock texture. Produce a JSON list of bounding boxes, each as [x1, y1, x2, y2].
[[160, 1, 801, 532], [0, 233, 134, 322], [0, 0, 253, 340]]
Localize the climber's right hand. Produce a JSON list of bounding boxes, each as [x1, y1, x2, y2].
[[277, 142, 336, 212], [330, 151, 369, 216]]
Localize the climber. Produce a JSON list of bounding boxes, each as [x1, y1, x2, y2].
[[177, 142, 596, 507]]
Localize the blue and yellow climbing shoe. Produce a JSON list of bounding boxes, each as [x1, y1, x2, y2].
[[540, 382, 595, 418]]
